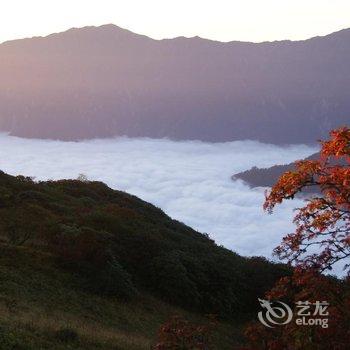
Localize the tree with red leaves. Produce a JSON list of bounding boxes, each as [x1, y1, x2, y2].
[[264, 127, 350, 274], [242, 127, 350, 350]]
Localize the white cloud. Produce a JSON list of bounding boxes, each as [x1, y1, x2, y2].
[[0, 133, 318, 260]]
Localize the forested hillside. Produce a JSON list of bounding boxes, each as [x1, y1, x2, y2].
[[0, 170, 288, 349]]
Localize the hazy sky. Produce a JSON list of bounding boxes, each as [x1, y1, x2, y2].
[[1, 0, 349, 44]]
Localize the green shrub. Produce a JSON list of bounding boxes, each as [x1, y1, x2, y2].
[[54, 327, 79, 343], [0, 326, 27, 349], [52, 225, 138, 299], [148, 252, 200, 308], [86, 256, 138, 299]]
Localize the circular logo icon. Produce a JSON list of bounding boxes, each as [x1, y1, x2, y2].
[[258, 298, 293, 328]]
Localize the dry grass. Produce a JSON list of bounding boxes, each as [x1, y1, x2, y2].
[[0, 243, 242, 349], [0, 303, 152, 349]]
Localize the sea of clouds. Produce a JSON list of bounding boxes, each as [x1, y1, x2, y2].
[[0, 133, 318, 261]]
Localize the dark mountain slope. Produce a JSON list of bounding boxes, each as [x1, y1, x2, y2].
[[0, 243, 243, 349], [0, 25, 349, 143], [0, 170, 288, 321]]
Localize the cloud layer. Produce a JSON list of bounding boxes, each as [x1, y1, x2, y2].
[[0, 134, 317, 260]]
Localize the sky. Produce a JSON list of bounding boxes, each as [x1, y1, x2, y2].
[[0, 0, 349, 44]]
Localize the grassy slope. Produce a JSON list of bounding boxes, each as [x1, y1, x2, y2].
[[0, 244, 243, 349]]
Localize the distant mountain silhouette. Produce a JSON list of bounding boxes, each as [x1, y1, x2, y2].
[[0, 24, 349, 143], [232, 153, 320, 188]]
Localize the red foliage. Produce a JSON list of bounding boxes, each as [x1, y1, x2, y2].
[[242, 127, 350, 349], [241, 268, 350, 350], [264, 127, 350, 274], [51, 226, 110, 267]]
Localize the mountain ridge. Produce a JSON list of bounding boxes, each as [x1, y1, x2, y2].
[[2, 24, 350, 46], [0, 24, 349, 143], [232, 153, 320, 188]]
